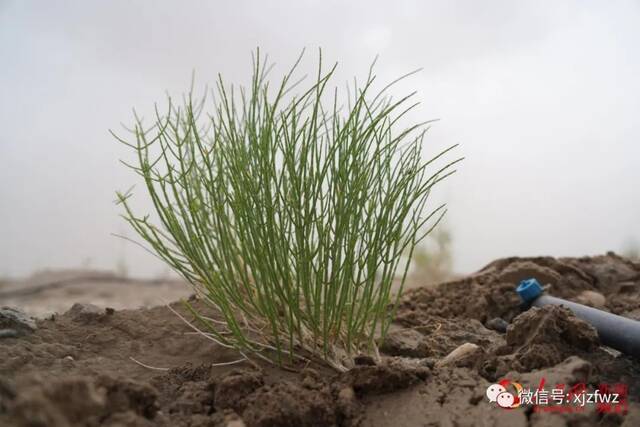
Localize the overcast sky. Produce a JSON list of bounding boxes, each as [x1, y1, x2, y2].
[[1, 0, 639, 278]]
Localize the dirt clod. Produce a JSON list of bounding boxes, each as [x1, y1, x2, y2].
[[505, 305, 599, 371], [99, 375, 159, 419], [214, 369, 265, 412], [335, 386, 361, 425], [9, 376, 106, 427], [339, 360, 429, 397], [353, 354, 377, 366], [241, 381, 336, 427], [379, 328, 430, 358], [509, 355, 593, 389]]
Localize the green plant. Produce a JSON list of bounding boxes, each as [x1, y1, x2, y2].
[[114, 52, 461, 371]]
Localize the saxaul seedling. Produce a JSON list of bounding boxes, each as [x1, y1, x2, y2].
[[114, 52, 461, 371]]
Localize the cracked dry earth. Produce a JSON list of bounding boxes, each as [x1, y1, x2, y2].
[[1, 253, 640, 426]]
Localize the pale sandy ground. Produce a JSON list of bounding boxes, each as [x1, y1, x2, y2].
[[0, 269, 431, 318], [0, 269, 193, 318]]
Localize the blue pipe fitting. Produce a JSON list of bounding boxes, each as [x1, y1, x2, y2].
[[516, 278, 640, 359], [516, 278, 544, 304]]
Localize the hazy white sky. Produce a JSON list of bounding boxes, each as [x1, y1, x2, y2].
[[1, 0, 639, 278]]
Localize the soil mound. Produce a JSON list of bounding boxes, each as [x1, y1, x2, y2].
[[1, 253, 640, 426]]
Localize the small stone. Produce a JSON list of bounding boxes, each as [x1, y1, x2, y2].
[[575, 290, 606, 308], [61, 355, 75, 368], [338, 386, 356, 402], [0, 329, 20, 339], [601, 347, 621, 358], [105, 307, 115, 315], [0, 307, 37, 337], [485, 317, 509, 333], [66, 303, 103, 322], [436, 343, 482, 368]]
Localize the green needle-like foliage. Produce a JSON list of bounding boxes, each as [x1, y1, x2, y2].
[[114, 52, 461, 371]]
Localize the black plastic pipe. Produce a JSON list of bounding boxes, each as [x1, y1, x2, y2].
[[516, 278, 640, 359]]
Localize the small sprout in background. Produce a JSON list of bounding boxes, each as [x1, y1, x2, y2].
[[410, 226, 455, 286], [622, 238, 640, 261], [113, 51, 461, 371]]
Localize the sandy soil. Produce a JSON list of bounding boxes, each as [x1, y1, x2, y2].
[[0, 270, 192, 318], [1, 253, 640, 426]]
